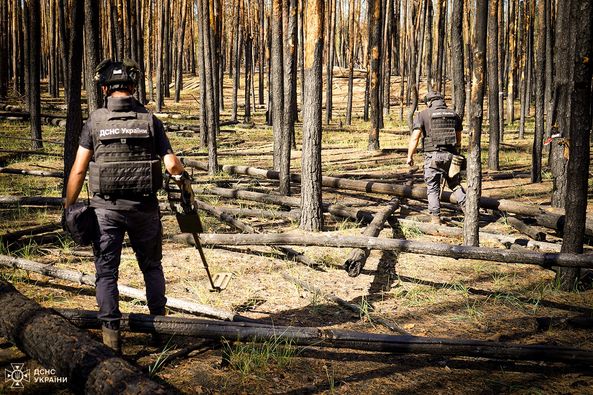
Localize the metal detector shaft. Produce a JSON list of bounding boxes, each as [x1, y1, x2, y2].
[[190, 232, 219, 291]]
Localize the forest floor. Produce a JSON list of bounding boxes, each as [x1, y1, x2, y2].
[[1, 75, 593, 394]]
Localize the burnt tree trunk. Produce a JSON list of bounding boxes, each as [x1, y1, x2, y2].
[[300, 0, 324, 231], [487, 0, 500, 170], [325, 0, 336, 124], [62, 0, 84, 197], [549, 0, 570, 208], [345, 0, 355, 125], [231, 0, 242, 122], [451, 0, 465, 119], [368, 0, 382, 150], [463, 0, 487, 246], [557, 0, 592, 291], [344, 199, 399, 277], [155, 0, 165, 111], [174, 0, 187, 103], [27, 0, 42, 150], [271, 0, 285, 171], [84, 0, 101, 113], [0, 280, 169, 394], [531, 0, 546, 183], [283, 0, 298, 151], [244, 30, 253, 124]]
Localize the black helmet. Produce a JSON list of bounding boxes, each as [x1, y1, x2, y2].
[[94, 58, 141, 90], [424, 91, 444, 105]]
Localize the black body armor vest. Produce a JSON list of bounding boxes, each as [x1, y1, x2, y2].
[[423, 108, 458, 152], [88, 110, 163, 196]]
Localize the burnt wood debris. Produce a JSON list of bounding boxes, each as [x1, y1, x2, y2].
[[0, 0, 592, 392]]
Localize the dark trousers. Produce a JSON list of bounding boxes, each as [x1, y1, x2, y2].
[[92, 207, 166, 328]]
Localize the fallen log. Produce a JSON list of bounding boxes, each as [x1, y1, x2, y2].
[[0, 254, 242, 321], [181, 198, 319, 269], [57, 309, 593, 365], [0, 196, 64, 207], [191, 232, 593, 269], [0, 149, 63, 157], [182, 160, 593, 235], [280, 272, 410, 335], [0, 280, 169, 394], [220, 207, 301, 221], [394, 219, 561, 252], [344, 199, 400, 277], [507, 217, 547, 242], [0, 223, 61, 243], [196, 186, 379, 223], [0, 167, 64, 178], [0, 133, 64, 145]]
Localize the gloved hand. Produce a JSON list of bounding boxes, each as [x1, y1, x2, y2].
[[406, 157, 414, 167]]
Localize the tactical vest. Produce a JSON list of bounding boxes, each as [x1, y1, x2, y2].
[[88, 110, 163, 196], [423, 108, 458, 152]]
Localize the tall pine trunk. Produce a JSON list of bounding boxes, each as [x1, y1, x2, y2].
[[367, 0, 382, 150], [557, 0, 592, 290], [531, 0, 546, 183], [84, 0, 101, 113], [451, 0, 465, 120], [463, 0, 487, 247], [300, 0, 324, 231], [487, 0, 500, 170]]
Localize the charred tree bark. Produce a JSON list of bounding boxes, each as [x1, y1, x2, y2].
[[344, 199, 399, 277], [506, 0, 517, 125], [60, 309, 593, 365], [531, 0, 547, 183], [549, 0, 571, 208], [463, 0, 487, 247], [487, 0, 500, 170], [0, 280, 169, 394], [368, 0, 382, 150], [197, 0, 208, 149], [345, 0, 356, 125], [155, 0, 165, 111], [185, 232, 593, 269], [283, 0, 298, 151], [27, 0, 42, 150], [231, 0, 242, 122], [451, 0, 465, 119], [84, 0, 102, 113], [258, 0, 265, 105], [557, 0, 592, 291], [244, 30, 253, 124], [62, 0, 84, 197], [174, 0, 188, 103], [0, 1, 8, 98], [200, 0, 219, 174], [271, 0, 285, 171], [300, 0, 324, 231], [325, 0, 336, 124]]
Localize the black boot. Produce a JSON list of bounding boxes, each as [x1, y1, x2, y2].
[[102, 326, 121, 353]]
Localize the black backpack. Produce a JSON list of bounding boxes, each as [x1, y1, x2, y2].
[[64, 202, 97, 246]]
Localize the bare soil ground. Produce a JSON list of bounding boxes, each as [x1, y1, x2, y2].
[[1, 75, 593, 394]]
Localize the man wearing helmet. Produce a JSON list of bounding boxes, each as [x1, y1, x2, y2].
[[406, 91, 466, 225], [64, 59, 186, 352]]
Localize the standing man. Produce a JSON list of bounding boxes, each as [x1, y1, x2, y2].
[[406, 91, 466, 224], [65, 59, 186, 351]]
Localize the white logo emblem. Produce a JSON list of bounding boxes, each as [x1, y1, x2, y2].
[[5, 363, 30, 389]]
